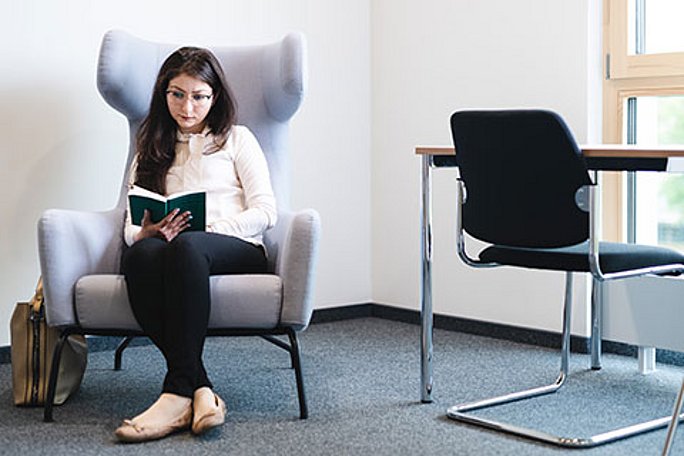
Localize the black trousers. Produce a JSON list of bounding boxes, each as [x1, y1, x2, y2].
[[121, 232, 268, 398]]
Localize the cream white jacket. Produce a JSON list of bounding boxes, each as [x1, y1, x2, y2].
[[124, 125, 277, 246]]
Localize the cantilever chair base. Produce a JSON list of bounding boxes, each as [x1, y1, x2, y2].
[[444, 267, 684, 449], [445, 267, 684, 449], [445, 271, 683, 449], [448, 406, 684, 449]]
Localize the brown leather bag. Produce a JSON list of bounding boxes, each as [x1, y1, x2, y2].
[[10, 278, 87, 406]]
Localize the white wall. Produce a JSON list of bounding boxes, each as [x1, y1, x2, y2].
[[370, 0, 595, 335], [1, 0, 601, 347], [0, 0, 372, 345]]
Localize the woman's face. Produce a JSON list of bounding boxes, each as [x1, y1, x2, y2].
[[165, 73, 214, 134]]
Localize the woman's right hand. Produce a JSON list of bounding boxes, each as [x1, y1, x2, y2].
[[133, 209, 192, 243]]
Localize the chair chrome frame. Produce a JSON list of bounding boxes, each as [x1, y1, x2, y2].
[[663, 378, 684, 456], [447, 180, 684, 448]]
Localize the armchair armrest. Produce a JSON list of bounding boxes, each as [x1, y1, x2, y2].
[[38, 208, 125, 327], [264, 208, 321, 330]]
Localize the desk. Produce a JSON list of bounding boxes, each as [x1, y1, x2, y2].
[[417, 143, 684, 403]]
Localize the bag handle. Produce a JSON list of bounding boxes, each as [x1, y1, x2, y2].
[[30, 277, 44, 316]]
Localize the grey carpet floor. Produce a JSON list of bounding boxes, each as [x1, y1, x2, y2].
[[0, 317, 682, 455]]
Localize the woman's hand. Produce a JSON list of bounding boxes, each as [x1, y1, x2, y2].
[[133, 209, 193, 243]]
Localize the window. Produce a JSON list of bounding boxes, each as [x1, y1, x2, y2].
[[603, 0, 684, 245], [628, 0, 684, 55], [630, 94, 684, 249]]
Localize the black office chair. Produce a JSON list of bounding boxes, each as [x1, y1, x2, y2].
[[447, 109, 684, 448]]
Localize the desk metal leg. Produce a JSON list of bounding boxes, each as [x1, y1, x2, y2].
[[625, 169, 658, 374], [590, 169, 603, 370], [638, 346, 656, 374], [421, 155, 434, 403]]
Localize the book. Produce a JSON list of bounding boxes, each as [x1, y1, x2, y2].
[[128, 185, 206, 232]]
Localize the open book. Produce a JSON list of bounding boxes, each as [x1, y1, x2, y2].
[[128, 185, 206, 232]]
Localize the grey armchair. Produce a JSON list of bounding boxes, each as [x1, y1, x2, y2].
[[37, 30, 320, 422]]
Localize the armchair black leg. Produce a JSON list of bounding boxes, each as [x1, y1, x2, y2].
[[44, 330, 71, 422], [261, 335, 295, 368], [114, 336, 135, 370], [286, 328, 308, 419], [260, 331, 308, 418]]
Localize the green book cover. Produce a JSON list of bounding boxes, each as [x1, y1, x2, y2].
[[128, 186, 206, 232]]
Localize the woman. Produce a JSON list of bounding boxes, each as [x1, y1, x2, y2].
[[115, 46, 277, 442]]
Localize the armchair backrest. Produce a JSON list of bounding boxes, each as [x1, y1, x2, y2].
[[450, 109, 593, 248], [96, 30, 307, 212]]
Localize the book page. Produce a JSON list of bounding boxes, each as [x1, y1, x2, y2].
[[128, 185, 167, 202]]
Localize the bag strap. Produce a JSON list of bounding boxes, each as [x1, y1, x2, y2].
[[30, 277, 44, 315]]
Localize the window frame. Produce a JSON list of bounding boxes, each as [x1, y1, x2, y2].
[[607, 0, 684, 79], [602, 0, 684, 241]]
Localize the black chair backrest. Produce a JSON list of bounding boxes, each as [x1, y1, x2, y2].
[[450, 109, 593, 248]]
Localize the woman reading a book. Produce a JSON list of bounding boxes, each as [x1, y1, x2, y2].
[[115, 47, 276, 442]]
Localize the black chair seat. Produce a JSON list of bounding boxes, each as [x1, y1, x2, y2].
[[480, 241, 684, 274]]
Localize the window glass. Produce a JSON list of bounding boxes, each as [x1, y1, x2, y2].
[[631, 95, 684, 250], [628, 0, 684, 55]]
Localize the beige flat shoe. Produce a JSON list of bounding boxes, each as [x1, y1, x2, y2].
[[115, 404, 192, 443], [192, 393, 226, 435]]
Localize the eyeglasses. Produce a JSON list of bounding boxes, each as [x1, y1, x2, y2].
[[166, 90, 213, 106]]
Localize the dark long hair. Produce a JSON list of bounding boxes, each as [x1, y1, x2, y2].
[[134, 47, 237, 194]]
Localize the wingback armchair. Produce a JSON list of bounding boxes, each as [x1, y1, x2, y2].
[[37, 30, 320, 422]]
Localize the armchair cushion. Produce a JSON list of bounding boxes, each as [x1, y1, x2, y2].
[[75, 274, 282, 330]]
